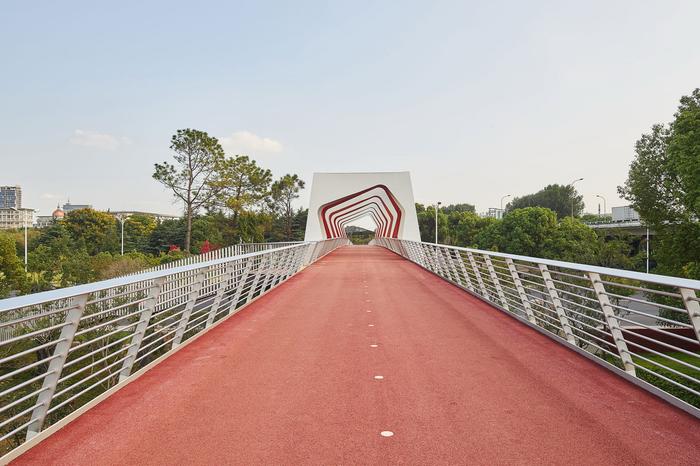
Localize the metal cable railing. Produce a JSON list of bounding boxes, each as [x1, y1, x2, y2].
[[0, 239, 348, 458], [372, 238, 700, 417]]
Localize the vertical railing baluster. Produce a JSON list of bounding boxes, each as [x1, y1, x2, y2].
[[538, 264, 576, 345], [505, 258, 536, 324], [119, 277, 166, 382], [26, 293, 89, 440], [588, 272, 635, 375]]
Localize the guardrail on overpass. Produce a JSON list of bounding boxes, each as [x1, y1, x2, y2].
[[372, 238, 700, 416], [0, 239, 348, 459]]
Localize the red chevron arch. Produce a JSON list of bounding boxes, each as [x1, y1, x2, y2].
[[318, 184, 404, 239]]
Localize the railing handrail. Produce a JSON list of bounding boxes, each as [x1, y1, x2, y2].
[[416, 241, 700, 289], [0, 243, 308, 313]]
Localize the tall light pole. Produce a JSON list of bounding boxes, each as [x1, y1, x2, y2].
[[435, 202, 441, 244], [595, 194, 606, 217], [568, 178, 583, 218], [116, 214, 128, 255]]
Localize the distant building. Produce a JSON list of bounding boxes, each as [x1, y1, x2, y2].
[[108, 210, 180, 222], [0, 208, 34, 230], [611, 206, 640, 222], [63, 202, 93, 212], [35, 205, 66, 228], [0, 186, 22, 209], [479, 208, 505, 220]]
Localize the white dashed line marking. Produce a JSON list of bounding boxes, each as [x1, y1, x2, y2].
[[374, 375, 384, 380], [380, 431, 394, 437]]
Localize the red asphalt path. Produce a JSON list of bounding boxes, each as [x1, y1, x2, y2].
[[13, 246, 700, 465]]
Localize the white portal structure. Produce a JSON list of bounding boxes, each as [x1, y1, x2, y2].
[[304, 172, 421, 241]]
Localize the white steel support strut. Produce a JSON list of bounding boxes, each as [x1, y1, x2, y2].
[[26, 294, 89, 440], [484, 255, 510, 310], [588, 272, 635, 375], [467, 251, 489, 298], [506, 258, 536, 324], [119, 277, 166, 382], [538, 264, 576, 345], [172, 268, 209, 347]]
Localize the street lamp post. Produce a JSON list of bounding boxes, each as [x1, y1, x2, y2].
[[23, 213, 28, 272], [435, 202, 441, 244], [116, 215, 128, 255], [595, 194, 607, 217], [568, 178, 584, 218]]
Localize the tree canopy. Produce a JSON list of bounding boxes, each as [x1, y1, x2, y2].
[[507, 184, 584, 218], [619, 88, 700, 279]]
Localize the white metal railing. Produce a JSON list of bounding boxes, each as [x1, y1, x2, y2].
[[0, 239, 348, 458], [372, 238, 700, 416], [128, 242, 302, 276]]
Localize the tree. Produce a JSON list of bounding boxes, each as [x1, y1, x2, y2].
[[215, 155, 272, 230], [147, 219, 185, 253], [508, 184, 584, 218], [270, 174, 305, 240], [543, 217, 599, 264], [123, 215, 157, 253], [153, 129, 224, 252], [64, 209, 119, 255], [0, 232, 27, 297], [497, 207, 559, 257], [442, 203, 475, 214], [619, 88, 700, 280]]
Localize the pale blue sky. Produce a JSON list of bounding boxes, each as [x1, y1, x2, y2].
[[1, 1, 699, 218]]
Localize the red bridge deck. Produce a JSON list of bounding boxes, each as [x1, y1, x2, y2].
[[14, 246, 700, 465]]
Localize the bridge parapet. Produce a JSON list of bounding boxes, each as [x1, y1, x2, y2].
[[0, 239, 348, 460], [372, 238, 700, 416]]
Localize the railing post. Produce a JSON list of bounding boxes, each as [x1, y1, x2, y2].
[[423, 244, 436, 272], [434, 246, 449, 277], [679, 287, 700, 343], [484, 255, 510, 310], [588, 272, 636, 375], [505, 258, 536, 324], [172, 267, 208, 347], [260, 251, 281, 292], [454, 251, 475, 292], [119, 277, 166, 382], [288, 246, 306, 278], [246, 255, 269, 303], [538, 264, 576, 345], [305, 241, 321, 265], [444, 249, 462, 285], [467, 251, 489, 298], [205, 262, 237, 328], [26, 293, 89, 440], [227, 257, 253, 314]]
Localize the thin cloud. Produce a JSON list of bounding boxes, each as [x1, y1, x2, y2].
[[69, 129, 130, 151], [220, 131, 283, 154]]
